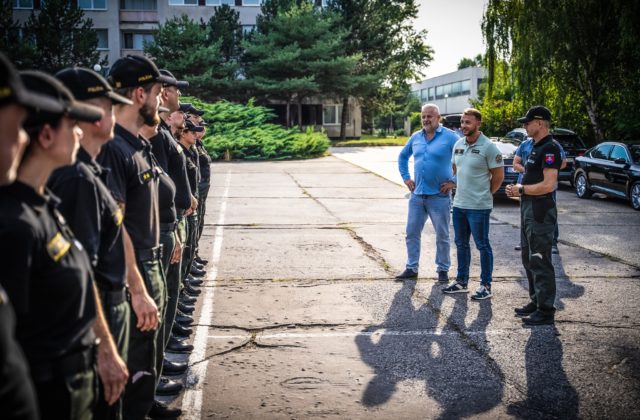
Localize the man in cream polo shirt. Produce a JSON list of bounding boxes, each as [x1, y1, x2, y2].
[[440, 108, 504, 300]]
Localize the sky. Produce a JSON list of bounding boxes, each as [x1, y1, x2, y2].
[[413, 0, 488, 81]]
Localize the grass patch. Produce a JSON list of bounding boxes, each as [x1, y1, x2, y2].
[[332, 134, 409, 147]]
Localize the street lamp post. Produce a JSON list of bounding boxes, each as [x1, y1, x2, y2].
[[444, 93, 449, 115]]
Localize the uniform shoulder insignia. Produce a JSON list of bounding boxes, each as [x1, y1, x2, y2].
[[46, 232, 71, 262], [545, 154, 555, 164], [496, 154, 503, 163], [113, 207, 124, 227]]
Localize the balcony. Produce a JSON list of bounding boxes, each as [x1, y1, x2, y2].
[[119, 10, 159, 23]]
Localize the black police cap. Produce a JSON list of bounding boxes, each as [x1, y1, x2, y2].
[[159, 69, 189, 90], [184, 119, 204, 133], [55, 67, 133, 105], [20, 70, 104, 126], [179, 102, 192, 113], [108, 55, 173, 89], [518, 106, 552, 123], [0, 52, 62, 112]]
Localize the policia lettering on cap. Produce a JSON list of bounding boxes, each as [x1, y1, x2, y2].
[[0, 65, 105, 419], [506, 105, 563, 326], [96, 54, 172, 419]]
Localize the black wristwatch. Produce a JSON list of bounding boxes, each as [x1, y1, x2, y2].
[[519, 185, 524, 196]]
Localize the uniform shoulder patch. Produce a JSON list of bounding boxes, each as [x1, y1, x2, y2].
[[545, 154, 555, 165], [496, 154, 503, 163]]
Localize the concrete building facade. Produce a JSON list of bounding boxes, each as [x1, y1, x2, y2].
[[11, 0, 359, 137], [411, 66, 486, 116]]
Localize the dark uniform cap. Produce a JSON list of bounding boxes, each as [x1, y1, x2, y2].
[[55, 67, 133, 105], [179, 102, 191, 113], [0, 52, 62, 112], [107, 55, 173, 89], [159, 69, 189, 90], [518, 106, 552, 123], [184, 119, 204, 133], [20, 70, 104, 125]]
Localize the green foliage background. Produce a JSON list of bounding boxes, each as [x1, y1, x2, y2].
[[183, 97, 330, 160]]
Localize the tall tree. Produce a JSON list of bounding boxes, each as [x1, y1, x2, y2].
[[483, 0, 640, 142], [145, 14, 233, 101], [328, 0, 432, 139], [206, 5, 243, 63], [13, 0, 105, 72], [457, 54, 484, 70], [244, 1, 363, 130]]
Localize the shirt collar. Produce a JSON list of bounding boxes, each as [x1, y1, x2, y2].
[[464, 132, 486, 147], [114, 123, 147, 151], [534, 134, 553, 147], [76, 147, 103, 176]]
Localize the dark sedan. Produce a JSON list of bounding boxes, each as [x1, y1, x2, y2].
[[573, 141, 640, 210]]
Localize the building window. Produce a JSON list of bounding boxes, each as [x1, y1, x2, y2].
[[169, 0, 197, 4], [420, 89, 427, 103], [123, 32, 154, 50], [428, 87, 434, 100], [242, 0, 262, 5], [323, 105, 346, 125], [206, 0, 234, 4], [241, 25, 255, 34], [120, 0, 156, 10], [95, 29, 108, 49], [13, 0, 33, 8], [78, 0, 106, 9]]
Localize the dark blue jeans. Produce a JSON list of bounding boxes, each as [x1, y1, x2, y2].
[[452, 207, 493, 286]]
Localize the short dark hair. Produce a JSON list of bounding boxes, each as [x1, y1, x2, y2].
[[113, 81, 156, 102], [463, 107, 482, 121]]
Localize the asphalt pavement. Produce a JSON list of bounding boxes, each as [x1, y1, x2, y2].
[[172, 146, 640, 419]]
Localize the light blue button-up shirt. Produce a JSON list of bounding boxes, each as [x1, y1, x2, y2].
[[398, 125, 459, 195]]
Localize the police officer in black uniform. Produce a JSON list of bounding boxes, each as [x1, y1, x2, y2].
[[193, 113, 212, 268], [0, 52, 48, 420], [0, 70, 104, 419], [49, 67, 134, 420], [506, 106, 563, 326], [97, 55, 171, 420]]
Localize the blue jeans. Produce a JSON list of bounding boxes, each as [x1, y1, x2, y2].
[[405, 193, 451, 273], [452, 207, 493, 286]]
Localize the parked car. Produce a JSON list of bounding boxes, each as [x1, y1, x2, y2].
[[502, 127, 587, 185], [573, 141, 640, 210], [491, 137, 519, 197]]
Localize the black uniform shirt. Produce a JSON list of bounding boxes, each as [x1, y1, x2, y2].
[[48, 147, 127, 290], [196, 140, 211, 183], [0, 182, 96, 364], [151, 120, 191, 212], [0, 285, 38, 420], [98, 123, 160, 250], [146, 138, 177, 224], [178, 142, 200, 200], [522, 135, 563, 185]]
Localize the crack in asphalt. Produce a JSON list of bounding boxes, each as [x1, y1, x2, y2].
[[342, 227, 395, 276], [555, 320, 640, 329], [198, 322, 370, 332], [284, 171, 340, 220]]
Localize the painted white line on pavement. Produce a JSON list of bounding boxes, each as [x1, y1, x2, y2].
[[206, 329, 523, 341], [181, 170, 230, 420]]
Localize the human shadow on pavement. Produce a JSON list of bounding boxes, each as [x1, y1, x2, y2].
[[356, 281, 504, 418], [508, 326, 580, 419]]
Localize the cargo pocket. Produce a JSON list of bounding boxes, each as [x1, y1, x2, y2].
[[532, 198, 555, 223]]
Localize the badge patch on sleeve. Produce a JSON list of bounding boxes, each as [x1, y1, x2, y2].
[[496, 155, 503, 163], [545, 154, 555, 165], [47, 232, 71, 262]]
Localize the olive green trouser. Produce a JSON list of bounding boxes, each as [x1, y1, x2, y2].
[[159, 228, 180, 349], [122, 257, 166, 420], [95, 290, 131, 420], [520, 196, 557, 314]]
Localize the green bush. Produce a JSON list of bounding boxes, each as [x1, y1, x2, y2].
[[183, 97, 330, 160]]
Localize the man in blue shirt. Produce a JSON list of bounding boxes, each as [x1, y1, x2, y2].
[[514, 137, 566, 253], [396, 104, 459, 282]]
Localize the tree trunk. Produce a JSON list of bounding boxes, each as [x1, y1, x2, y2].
[[584, 98, 605, 143], [286, 98, 291, 128], [340, 96, 349, 140], [297, 98, 303, 132]]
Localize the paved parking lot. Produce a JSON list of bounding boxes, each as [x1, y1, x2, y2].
[[175, 148, 640, 419]]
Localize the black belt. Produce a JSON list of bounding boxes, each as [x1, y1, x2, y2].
[[136, 245, 162, 262], [521, 193, 553, 200], [30, 344, 96, 383], [97, 287, 126, 305], [160, 221, 178, 232]]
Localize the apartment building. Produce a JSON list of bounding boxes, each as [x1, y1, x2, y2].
[[411, 66, 486, 116], [11, 0, 358, 137]]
